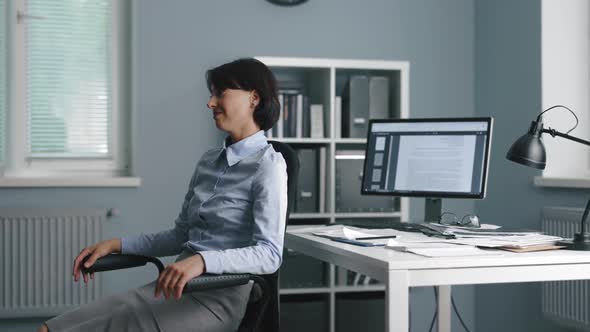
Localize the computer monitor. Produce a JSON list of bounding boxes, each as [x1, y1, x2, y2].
[[361, 117, 493, 199]]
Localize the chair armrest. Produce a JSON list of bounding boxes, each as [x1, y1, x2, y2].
[[183, 273, 253, 293], [81, 254, 165, 274]]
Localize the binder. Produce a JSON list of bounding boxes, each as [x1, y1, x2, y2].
[[277, 94, 284, 138], [296, 94, 303, 138], [302, 96, 310, 137], [335, 150, 395, 213], [289, 94, 297, 137], [310, 104, 324, 138], [334, 96, 342, 138], [318, 147, 326, 213], [369, 76, 389, 120], [296, 148, 319, 213], [343, 75, 369, 138]]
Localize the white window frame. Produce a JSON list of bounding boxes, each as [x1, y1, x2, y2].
[[0, 0, 139, 187], [537, 0, 590, 188]]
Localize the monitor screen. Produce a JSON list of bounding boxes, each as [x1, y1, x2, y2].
[[361, 118, 493, 199]]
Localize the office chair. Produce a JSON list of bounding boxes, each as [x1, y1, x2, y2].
[[82, 140, 299, 332]]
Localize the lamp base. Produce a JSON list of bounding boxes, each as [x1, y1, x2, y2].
[[558, 233, 590, 251]]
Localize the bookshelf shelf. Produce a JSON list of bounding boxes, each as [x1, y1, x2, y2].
[[334, 138, 367, 144], [290, 212, 331, 219], [278, 285, 387, 295], [273, 138, 331, 144], [258, 56, 409, 332], [333, 285, 386, 293], [334, 212, 402, 219], [280, 288, 333, 295]]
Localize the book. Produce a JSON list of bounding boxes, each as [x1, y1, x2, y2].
[[283, 94, 291, 137], [278, 88, 303, 138], [290, 95, 297, 138], [277, 94, 284, 138]]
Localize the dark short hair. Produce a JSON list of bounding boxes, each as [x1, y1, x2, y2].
[[206, 58, 280, 131]]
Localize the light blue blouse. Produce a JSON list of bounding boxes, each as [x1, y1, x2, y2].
[[121, 130, 288, 274]]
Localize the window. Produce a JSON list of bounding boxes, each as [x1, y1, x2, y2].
[[0, 0, 137, 186], [0, 0, 6, 165], [538, 0, 590, 188]]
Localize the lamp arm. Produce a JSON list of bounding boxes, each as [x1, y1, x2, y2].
[[542, 128, 590, 147], [542, 127, 590, 235]]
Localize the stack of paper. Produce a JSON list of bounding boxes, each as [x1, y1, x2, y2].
[[422, 223, 563, 251]]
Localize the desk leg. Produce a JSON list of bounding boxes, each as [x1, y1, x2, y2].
[[437, 285, 451, 332], [385, 271, 409, 332]]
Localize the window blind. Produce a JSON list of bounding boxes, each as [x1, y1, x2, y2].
[[0, 0, 6, 163], [25, 0, 112, 157]]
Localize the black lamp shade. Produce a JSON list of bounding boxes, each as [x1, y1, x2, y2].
[[505, 121, 546, 169]]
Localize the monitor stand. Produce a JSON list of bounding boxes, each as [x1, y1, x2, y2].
[[425, 198, 442, 223]]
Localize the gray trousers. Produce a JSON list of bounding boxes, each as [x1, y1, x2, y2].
[[45, 281, 253, 332]]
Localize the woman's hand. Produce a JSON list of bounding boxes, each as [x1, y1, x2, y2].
[[155, 254, 206, 300], [72, 238, 121, 284]]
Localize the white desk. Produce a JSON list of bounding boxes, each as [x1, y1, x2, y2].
[[285, 226, 590, 332]]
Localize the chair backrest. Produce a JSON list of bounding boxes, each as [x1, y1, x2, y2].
[[239, 140, 299, 332], [265, 141, 299, 331]]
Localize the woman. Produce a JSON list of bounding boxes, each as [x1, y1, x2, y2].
[[39, 58, 287, 332]]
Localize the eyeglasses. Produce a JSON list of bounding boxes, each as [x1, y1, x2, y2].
[[438, 212, 480, 228]]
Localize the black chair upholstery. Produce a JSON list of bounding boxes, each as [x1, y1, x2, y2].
[[82, 140, 299, 332], [242, 140, 299, 331]]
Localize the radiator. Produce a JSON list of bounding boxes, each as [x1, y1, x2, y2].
[[541, 206, 590, 330], [0, 209, 105, 318]]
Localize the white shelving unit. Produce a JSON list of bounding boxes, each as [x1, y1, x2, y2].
[[257, 56, 410, 332]]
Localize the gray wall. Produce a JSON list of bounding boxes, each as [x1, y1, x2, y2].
[[0, 0, 476, 331], [475, 1, 586, 331]]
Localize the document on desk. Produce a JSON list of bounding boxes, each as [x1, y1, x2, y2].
[[385, 240, 503, 257], [419, 223, 563, 250]]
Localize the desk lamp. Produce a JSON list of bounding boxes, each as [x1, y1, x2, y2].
[[506, 104, 590, 250]]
